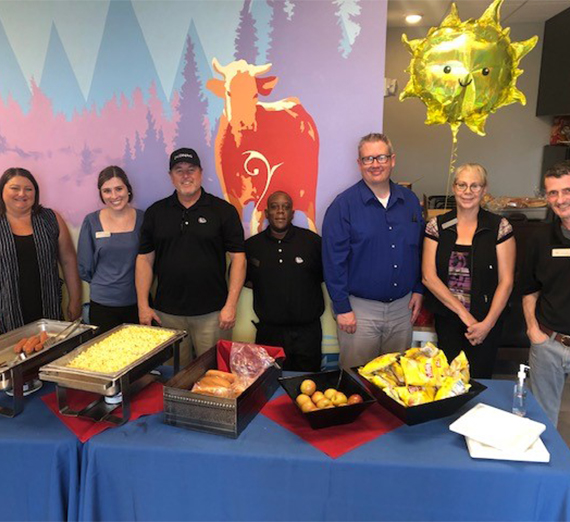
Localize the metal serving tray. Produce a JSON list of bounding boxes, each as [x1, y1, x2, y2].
[[0, 319, 97, 417], [40, 324, 186, 425]]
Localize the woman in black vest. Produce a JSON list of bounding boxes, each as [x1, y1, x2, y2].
[[422, 163, 516, 378], [0, 168, 82, 333]]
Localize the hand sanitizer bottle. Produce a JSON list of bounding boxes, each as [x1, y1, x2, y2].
[[512, 364, 530, 416]]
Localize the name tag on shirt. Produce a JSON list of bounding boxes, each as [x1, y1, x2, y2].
[[96, 231, 111, 239], [552, 248, 570, 258], [441, 218, 458, 229]]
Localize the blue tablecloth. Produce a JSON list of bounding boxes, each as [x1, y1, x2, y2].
[[78, 380, 570, 522], [0, 384, 81, 522]]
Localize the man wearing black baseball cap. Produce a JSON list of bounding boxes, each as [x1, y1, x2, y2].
[[136, 148, 246, 366], [169, 148, 201, 170]]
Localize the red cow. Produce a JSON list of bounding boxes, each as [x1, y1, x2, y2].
[[206, 58, 319, 234]]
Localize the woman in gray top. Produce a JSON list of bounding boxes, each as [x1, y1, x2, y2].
[[78, 166, 143, 333]]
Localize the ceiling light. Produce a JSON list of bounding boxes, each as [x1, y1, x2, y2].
[[405, 14, 423, 24]]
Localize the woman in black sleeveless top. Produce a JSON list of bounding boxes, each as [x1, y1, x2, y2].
[[0, 168, 82, 333], [422, 163, 516, 378]]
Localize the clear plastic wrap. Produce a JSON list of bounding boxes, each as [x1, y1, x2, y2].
[[230, 342, 275, 390]]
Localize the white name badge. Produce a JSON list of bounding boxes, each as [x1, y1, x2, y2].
[[552, 248, 570, 258], [441, 218, 458, 229], [95, 231, 111, 239]]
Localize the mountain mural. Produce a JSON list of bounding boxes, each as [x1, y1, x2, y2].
[[40, 24, 85, 119], [0, 0, 386, 233], [0, 19, 31, 111], [87, 0, 168, 113]]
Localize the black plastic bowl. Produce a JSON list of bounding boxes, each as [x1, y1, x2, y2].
[[352, 367, 486, 425], [279, 370, 376, 429]]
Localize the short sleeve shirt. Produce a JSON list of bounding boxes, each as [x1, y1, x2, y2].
[[425, 216, 513, 310], [425, 216, 513, 243], [245, 226, 324, 325], [521, 220, 570, 335], [78, 209, 144, 307], [139, 190, 245, 316]]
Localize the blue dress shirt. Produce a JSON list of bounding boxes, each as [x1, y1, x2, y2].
[[322, 180, 424, 314]]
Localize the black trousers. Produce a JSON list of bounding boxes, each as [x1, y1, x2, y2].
[[255, 320, 322, 372], [434, 313, 503, 379], [89, 300, 139, 334]]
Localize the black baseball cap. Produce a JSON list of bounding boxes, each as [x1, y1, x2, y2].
[[169, 148, 201, 170]]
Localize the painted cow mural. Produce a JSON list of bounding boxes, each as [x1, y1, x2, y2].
[[206, 58, 319, 233]]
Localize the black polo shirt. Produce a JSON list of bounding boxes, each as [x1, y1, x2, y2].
[[245, 225, 324, 326], [139, 190, 245, 316], [522, 219, 570, 335]]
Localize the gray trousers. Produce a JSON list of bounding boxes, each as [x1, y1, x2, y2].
[[337, 294, 413, 369], [529, 335, 570, 427], [156, 310, 231, 368]]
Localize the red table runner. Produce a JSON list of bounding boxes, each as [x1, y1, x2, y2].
[[261, 394, 403, 458], [42, 382, 164, 443]]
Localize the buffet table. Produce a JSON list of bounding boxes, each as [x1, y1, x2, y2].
[[78, 380, 570, 522], [0, 384, 81, 522]]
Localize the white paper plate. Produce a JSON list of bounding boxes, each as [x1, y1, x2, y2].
[[449, 403, 546, 453], [465, 436, 550, 463]]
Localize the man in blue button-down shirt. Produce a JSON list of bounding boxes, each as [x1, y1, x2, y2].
[[322, 133, 424, 368]]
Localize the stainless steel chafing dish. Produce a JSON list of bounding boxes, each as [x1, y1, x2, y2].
[[39, 324, 186, 425], [0, 319, 97, 417]]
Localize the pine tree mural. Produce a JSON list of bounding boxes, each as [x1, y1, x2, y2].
[[234, 0, 258, 64], [335, 0, 361, 58], [80, 143, 95, 177], [268, 0, 342, 99], [130, 110, 170, 209], [173, 20, 222, 196], [123, 138, 134, 176], [174, 22, 209, 153]]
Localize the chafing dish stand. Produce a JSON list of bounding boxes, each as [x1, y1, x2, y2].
[[46, 326, 186, 426], [0, 319, 97, 417]]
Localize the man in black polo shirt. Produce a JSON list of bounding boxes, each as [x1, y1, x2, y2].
[[522, 160, 570, 426], [136, 148, 246, 366], [245, 191, 324, 371]]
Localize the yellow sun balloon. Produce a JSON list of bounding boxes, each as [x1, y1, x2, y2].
[[400, 0, 538, 136]]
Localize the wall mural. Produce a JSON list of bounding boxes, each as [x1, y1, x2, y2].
[[207, 58, 319, 234], [0, 0, 387, 358]]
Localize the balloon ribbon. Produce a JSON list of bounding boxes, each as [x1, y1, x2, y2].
[[444, 124, 459, 210]]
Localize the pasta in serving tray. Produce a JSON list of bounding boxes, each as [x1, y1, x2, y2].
[[66, 326, 175, 374]]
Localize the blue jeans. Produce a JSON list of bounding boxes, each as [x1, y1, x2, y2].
[[529, 335, 570, 427]]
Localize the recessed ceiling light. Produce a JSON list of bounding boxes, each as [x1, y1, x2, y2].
[[405, 14, 423, 24]]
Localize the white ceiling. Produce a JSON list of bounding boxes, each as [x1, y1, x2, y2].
[[387, 0, 570, 27]]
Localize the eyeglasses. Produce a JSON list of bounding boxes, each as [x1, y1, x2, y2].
[[454, 182, 484, 193], [360, 154, 393, 165], [546, 188, 570, 200]]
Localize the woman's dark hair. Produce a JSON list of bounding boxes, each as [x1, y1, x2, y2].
[[0, 167, 42, 215], [97, 166, 133, 204]]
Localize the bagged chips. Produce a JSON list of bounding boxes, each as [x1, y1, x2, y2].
[[358, 343, 471, 407]]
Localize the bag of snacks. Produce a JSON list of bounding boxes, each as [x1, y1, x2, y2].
[[358, 345, 471, 407]]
